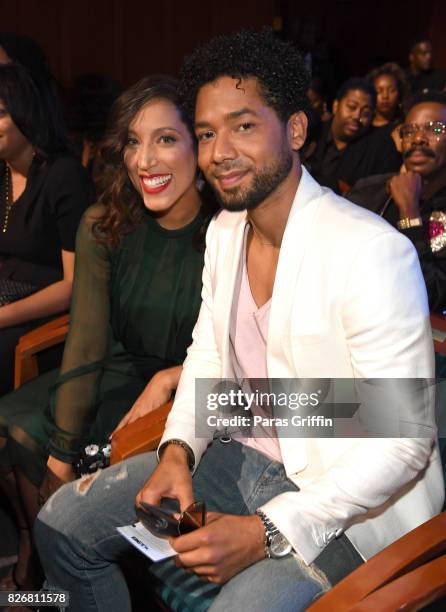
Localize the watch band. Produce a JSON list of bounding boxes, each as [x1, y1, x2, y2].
[[158, 439, 195, 471], [397, 217, 423, 230], [256, 509, 279, 558]]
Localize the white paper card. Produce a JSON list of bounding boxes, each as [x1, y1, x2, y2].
[[117, 521, 176, 562]]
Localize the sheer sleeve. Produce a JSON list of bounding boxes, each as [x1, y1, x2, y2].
[[47, 204, 111, 462]]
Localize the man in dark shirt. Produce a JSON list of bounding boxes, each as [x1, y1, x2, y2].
[[347, 92, 446, 313], [307, 78, 401, 193], [406, 38, 446, 95]]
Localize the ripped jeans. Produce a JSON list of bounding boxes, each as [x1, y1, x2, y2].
[[35, 440, 362, 612]]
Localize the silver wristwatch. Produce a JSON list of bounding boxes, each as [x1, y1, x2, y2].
[[256, 510, 292, 559]]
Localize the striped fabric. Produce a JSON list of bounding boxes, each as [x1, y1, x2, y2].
[[150, 558, 221, 612]]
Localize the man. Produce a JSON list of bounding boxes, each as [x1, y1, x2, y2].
[[35, 30, 444, 612], [406, 38, 446, 95], [347, 91, 446, 313], [307, 78, 400, 192]]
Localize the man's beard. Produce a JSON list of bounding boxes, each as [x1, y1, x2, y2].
[[211, 145, 293, 212]]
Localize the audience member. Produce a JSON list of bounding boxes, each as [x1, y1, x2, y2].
[[0, 63, 92, 396], [307, 76, 401, 192], [0, 75, 215, 593], [307, 76, 332, 122], [66, 73, 122, 172], [368, 62, 407, 128], [406, 37, 446, 95], [35, 30, 442, 612], [347, 91, 446, 313], [307, 77, 375, 192]]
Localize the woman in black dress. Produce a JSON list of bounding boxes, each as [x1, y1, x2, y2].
[[0, 63, 93, 395]]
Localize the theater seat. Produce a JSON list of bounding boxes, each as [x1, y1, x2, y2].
[[14, 314, 70, 388], [308, 512, 446, 611]]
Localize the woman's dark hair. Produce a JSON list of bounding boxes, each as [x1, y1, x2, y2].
[[94, 74, 217, 249], [367, 62, 408, 116], [0, 33, 53, 86], [0, 63, 68, 156]]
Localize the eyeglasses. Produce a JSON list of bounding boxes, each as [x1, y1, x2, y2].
[[136, 501, 206, 538], [400, 121, 446, 141]]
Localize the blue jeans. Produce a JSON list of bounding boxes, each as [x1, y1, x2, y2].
[[35, 441, 362, 611]]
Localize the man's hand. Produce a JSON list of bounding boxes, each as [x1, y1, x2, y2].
[[135, 444, 193, 511], [388, 171, 422, 219], [112, 366, 181, 436], [171, 513, 266, 584], [39, 456, 76, 506]]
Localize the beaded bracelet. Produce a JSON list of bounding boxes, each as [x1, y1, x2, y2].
[[158, 439, 195, 471]]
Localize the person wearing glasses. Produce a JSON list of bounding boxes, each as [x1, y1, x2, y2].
[[347, 91, 446, 313]]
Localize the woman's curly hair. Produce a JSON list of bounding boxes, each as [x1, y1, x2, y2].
[[179, 28, 310, 124], [93, 75, 215, 249]]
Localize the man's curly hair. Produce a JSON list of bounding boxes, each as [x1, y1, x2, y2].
[[179, 28, 310, 124]]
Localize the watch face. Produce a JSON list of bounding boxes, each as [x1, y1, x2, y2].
[[270, 533, 292, 558]]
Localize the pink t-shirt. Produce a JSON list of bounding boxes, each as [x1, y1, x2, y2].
[[229, 227, 283, 463]]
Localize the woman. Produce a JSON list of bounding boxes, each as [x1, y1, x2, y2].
[[0, 75, 215, 593], [367, 62, 407, 129], [0, 63, 92, 395]]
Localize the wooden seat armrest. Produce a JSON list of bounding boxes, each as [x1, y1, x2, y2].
[[110, 400, 174, 465], [17, 314, 70, 345], [17, 315, 70, 356], [431, 312, 446, 356], [349, 555, 446, 611], [308, 512, 446, 611], [14, 314, 70, 389]]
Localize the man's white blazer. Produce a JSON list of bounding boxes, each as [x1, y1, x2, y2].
[[160, 167, 445, 564]]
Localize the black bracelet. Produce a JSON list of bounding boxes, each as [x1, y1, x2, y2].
[[159, 439, 195, 471]]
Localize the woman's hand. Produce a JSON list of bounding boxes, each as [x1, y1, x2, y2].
[[38, 456, 76, 507], [111, 366, 181, 435]]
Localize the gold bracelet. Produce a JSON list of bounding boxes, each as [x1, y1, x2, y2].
[[397, 217, 423, 230]]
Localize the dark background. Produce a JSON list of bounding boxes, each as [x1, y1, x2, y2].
[[1, 0, 445, 89]]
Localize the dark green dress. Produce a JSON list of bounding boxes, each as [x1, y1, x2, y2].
[[0, 204, 205, 484]]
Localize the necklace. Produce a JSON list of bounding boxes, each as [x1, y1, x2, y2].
[[2, 165, 12, 233]]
